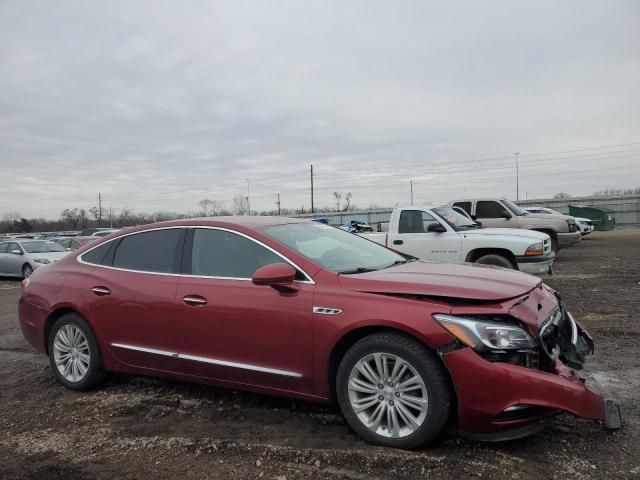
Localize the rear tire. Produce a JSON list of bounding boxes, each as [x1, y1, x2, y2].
[[336, 332, 451, 449], [47, 313, 106, 391], [474, 253, 515, 269]]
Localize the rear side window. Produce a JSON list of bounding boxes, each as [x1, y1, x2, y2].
[[452, 202, 472, 215], [112, 229, 183, 273], [0, 243, 8, 253], [475, 201, 505, 219], [190, 228, 284, 278], [81, 241, 113, 265]]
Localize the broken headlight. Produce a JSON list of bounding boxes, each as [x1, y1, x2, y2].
[[434, 314, 535, 352]]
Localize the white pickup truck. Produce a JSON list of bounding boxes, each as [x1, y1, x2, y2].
[[361, 206, 555, 275]]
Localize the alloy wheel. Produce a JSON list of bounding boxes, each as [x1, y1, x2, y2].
[[52, 324, 90, 382], [347, 352, 428, 438]]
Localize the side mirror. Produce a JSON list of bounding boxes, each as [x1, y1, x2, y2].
[[474, 221, 483, 227], [11, 249, 22, 255], [252, 263, 298, 293], [500, 210, 512, 220], [427, 223, 447, 233]]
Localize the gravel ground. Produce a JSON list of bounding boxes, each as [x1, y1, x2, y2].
[[1, 229, 639, 479]]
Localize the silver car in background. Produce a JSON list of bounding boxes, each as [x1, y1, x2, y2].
[[0, 240, 70, 278]]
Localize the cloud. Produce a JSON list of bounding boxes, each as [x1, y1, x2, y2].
[[0, 0, 639, 218]]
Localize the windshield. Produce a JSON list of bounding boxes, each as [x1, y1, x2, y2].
[[432, 207, 480, 230], [22, 241, 66, 253], [263, 222, 408, 274], [502, 199, 527, 216]]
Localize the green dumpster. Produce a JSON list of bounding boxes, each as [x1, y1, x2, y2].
[[568, 205, 616, 231]]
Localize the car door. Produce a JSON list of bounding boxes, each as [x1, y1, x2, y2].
[[174, 227, 315, 394], [82, 228, 185, 372], [4, 242, 25, 276], [474, 200, 517, 228], [0, 242, 10, 274], [387, 210, 461, 263]]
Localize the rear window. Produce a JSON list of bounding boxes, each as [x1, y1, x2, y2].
[[452, 201, 472, 215], [80, 242, 113, 265], [112, 229, 183, 273]]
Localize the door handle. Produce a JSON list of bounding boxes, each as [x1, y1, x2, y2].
[[91, 286, 111, 296], [393, 240, 404, 245], [183, 295, 207, 306]]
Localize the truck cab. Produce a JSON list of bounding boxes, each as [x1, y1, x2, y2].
[[450, 198, 582, 252], [363, 206, 555, 275]]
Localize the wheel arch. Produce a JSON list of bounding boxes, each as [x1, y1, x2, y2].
[[326, 325, 455, 404], [465, 248, 517, 269], [43, 307, 85, 355]]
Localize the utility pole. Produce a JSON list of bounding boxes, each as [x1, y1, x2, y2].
[[98, 192, 103, 227], [109, 207, 113, 227], [514, 152, 520, 200], [410, 180, 414, 205], [246, 179, 251, 215], [310, 165, 314, 213], [276, 193, 281, 215]]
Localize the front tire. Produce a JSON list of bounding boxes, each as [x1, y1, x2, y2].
[[474, 253, 515, 269], [336, 332, 451, 449], [48, 313, 106, 391], [22, 264, 33, 278]]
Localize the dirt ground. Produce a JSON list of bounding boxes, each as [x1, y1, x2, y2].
[[1, 230, 639, 480]]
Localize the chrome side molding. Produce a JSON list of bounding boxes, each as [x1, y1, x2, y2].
[[110, 343, 302, 378]]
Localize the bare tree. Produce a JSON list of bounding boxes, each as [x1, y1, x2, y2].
[[232, 194, 249, 215], [60, 208, 83, 229], [333, 192, 342, 211], [2, 211, 21, 224], [553, 192, 572, 199], [344, 192, 354, 211], [197, 199, 225, 216]]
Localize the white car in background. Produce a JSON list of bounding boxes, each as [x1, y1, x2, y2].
[[524, 207, 594, 236], [0, 239, 70, 278]]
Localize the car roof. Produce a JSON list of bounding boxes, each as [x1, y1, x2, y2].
[[113, 216, 311, 234]]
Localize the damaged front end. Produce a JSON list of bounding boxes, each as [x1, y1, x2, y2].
[[434, 287, 622, 440]]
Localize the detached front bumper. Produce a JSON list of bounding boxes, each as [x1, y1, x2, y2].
[[557, 231, 582, 248], [443, 348, 621, 439], [516, 251, 555, 275]]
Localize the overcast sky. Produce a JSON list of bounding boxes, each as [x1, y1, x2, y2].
[[1, 0, 639, 218]]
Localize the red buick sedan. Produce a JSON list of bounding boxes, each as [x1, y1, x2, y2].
[[18, 216, 620, 448]]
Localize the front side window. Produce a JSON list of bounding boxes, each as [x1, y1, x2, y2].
[[475, 201, 506, 219], [263, 222, 407, 274], [112, 229, 182, 273], [398, 210, 441, 233], [190, 228, 284, 278]]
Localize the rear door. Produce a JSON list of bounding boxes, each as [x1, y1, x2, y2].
[[174, 227, 315, 394], [82, 228, 185, 372], [388, 210, 461, 263]]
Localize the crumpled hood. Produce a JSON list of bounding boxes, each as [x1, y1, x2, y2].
[[338, 261, 540, 301], [462, 228, 548, 241]]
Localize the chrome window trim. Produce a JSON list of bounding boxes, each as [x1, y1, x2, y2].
[[313, 306, 343, 315], [111, 343, 302, 378], [77, 225, 315, 284]]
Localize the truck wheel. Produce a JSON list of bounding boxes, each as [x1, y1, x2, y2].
[[550, 236, 559, 254], [336, 332, 451, 449], [474, 254, 515, 269]]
